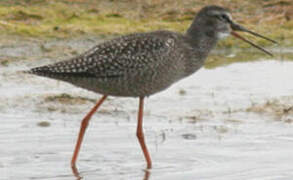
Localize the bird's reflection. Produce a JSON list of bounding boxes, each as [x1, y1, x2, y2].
[[71, 165, 151, 180], [143, 169, 151, 180], [72, 165, 82, 180]]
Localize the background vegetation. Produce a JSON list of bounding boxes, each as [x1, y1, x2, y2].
[[0, 0, 292, 47]]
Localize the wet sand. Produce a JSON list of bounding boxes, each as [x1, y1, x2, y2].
[[1, 38, 293, 180]]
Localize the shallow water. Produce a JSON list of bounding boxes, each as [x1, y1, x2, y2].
[[1, 38, 293, 180]]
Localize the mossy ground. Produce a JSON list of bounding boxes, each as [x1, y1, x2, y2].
[[0, 0, 292, 47], [0, 0, 292, 69]]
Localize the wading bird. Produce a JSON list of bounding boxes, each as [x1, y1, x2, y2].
[[26, 5, 276, 170]]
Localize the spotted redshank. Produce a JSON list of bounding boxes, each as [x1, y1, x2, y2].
[[26, 5, 277, 169]]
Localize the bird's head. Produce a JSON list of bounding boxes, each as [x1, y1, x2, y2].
[[188, 5, 277, 56]]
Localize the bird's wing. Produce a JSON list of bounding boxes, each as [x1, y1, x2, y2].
[[29, 32, 176, 79]]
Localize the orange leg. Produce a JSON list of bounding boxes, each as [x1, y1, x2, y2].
[[136, 97, 152, 169], [71, 95, 107, 168]]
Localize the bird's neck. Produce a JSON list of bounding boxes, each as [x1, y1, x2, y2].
[[186, 24, 219, 56], [180, 23, 219, 76]]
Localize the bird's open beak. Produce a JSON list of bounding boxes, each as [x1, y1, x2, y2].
[[230, 22, 277, 56]]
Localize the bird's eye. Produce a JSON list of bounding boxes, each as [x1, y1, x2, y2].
[[218, 14, 230, 22]]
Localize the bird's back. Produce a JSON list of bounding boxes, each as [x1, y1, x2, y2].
[[28, 30, 203, 97]]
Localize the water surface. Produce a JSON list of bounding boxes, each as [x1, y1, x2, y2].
[[1, 38, 293, 180]]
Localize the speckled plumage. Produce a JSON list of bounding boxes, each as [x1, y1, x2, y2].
[[27, 6, 225, 97]]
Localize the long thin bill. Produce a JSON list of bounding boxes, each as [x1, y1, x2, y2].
[[231, 31, 274, 57], [243, 29, 278, 44], [230, 23, 278, 44]]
